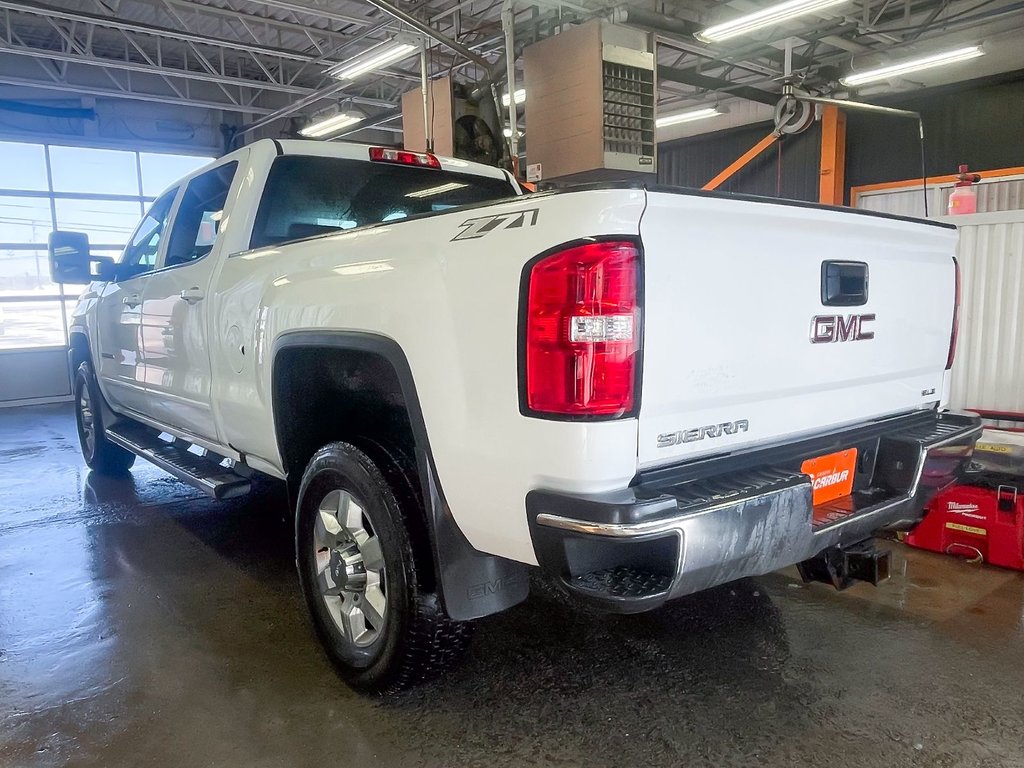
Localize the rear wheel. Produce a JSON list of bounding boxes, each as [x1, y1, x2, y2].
[[295, 442, 472, 693], [74, 362, 135, 474]]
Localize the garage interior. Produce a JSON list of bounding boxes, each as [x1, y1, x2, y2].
[[2, 0, 1024, 765]]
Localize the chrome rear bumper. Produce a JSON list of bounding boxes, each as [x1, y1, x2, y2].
[[528, 410, 982, 612]]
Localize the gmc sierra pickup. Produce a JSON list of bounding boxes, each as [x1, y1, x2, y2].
[[49, 139, 981, 693]]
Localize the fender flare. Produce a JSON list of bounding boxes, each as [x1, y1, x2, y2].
[[271, 330, 528, 621], [68, 329, 120, 428]]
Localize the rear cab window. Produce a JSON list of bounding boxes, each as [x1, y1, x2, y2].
[[249, 155, 516, 249]]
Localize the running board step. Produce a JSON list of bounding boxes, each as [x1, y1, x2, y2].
[[105, 422, 251, 500]]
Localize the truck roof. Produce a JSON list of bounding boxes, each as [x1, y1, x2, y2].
[[247, 138, 512, 182]]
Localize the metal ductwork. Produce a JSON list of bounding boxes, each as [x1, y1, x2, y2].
[[606, 5, 700, 38]]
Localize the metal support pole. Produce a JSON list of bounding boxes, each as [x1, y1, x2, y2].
[[502, 0, 519, 162], [792, 94, 927, 216], [362, 0, 492, 71], [362, 0, 505, 142], [818, 105, 847, 205], [420, 40, 433, 152]]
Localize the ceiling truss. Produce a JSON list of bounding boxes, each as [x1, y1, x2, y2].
[[0, 0, 1020, 130]]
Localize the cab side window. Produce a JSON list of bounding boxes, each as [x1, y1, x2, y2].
[[119, 189, 177, 279], [163, 162, 238, 268]]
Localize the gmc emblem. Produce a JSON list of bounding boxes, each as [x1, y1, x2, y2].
[[811, 314, 875, 343], [467, 574, 525, 600]]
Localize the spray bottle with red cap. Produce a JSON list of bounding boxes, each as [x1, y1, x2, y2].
[[948, 164, 982, 215]]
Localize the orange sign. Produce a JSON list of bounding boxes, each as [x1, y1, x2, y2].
[[801, 448, 858, 506]]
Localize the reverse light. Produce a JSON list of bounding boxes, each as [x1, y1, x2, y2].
[[947, 257, 961, 370], [368, 147, 442, 169], [523, 240, 640, 417]]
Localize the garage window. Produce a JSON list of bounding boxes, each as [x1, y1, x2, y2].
[[0, 140, 212, 403]]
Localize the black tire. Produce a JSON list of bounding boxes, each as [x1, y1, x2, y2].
[[73, 361, 135, 474], [296, 442, 472, 694]]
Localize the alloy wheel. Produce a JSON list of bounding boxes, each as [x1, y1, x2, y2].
[[312, 489, 388, 647]]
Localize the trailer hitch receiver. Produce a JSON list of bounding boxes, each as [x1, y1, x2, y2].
[[797, 540, 891, 590]]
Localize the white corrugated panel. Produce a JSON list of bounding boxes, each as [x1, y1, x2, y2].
[[949, 178, 1024, 214], [948, 212, 1024, 412], [855, 176, 1024, 217], [856, 186, 937, 218]]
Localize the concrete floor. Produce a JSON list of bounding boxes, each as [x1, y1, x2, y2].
[[2, 405, 1024, 768]]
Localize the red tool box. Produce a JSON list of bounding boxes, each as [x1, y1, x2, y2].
[[906, 414, 1024, 570]]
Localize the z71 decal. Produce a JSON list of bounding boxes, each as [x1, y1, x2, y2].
[[451, 208, 539, 241]]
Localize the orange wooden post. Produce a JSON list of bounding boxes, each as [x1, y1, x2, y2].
[[818, 105, 847, 206], [702, 132, 779, 191]]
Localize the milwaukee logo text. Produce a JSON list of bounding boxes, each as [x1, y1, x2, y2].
[[948, 501, 981, 514], [811, 313, 875, 343], [658, 419, 749, 448]]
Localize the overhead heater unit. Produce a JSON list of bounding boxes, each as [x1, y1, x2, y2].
[[401, 75, 503, 167], [524, 19, 656, 183]]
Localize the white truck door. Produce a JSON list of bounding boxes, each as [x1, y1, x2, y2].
[[94, 188, 179, 416], [139, 160, 240, 441]]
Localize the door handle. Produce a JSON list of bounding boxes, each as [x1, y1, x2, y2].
[[122, 294, 141, 308], [180, 287, 205, 304]]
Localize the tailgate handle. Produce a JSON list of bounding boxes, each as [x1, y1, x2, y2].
[[821, 261, 868, 306]]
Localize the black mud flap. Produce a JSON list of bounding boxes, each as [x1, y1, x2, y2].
[[797, 539, 891, 591], [419, 449, 529, 621]]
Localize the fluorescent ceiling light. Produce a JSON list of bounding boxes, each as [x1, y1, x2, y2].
[[501, 88, 526, 107], [656, 106, 724, 128], [326, 42, 417, 81], [696, 0, 847, 43], [299, 112, 362, 138], [406, 182, 468, 199], [841, 45, 984, 86]]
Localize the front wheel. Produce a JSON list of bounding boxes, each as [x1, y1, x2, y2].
[[295, 442, 472, 693], [74, 362, 135, 474]]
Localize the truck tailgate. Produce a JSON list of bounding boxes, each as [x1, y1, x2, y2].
[[638, 189, 958, 469]]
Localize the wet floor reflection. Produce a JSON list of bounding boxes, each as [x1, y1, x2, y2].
[[3, 404, 1024, 768]]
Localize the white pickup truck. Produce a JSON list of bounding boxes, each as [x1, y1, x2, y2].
[[50, 138, 981, 693]]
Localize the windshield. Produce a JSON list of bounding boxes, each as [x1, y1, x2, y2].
[[250, 155, 517, 249]]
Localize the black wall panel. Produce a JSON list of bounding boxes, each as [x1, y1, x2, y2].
[[656, 72, 1024, 206], [657, 120, 822, 202], [845, 73, 1024, 200]]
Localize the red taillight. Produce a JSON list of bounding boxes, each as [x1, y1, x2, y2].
[[523, 240, 640, 417], [368, 146, 441, 169], [946, 256, 961, 370]]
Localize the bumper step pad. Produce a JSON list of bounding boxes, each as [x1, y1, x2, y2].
[[572, 566, 672, 599], [659, 467, 809, 515]]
